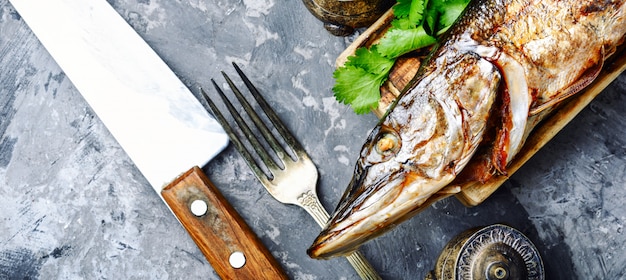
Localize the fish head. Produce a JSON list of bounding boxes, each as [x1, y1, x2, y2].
[[308, 108, 458, 258], [308, 52, 502, 259]]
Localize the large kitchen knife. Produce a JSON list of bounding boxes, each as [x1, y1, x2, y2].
[[9, 0, 287, 278]]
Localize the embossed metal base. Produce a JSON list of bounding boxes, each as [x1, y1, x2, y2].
[[426, 224, 544, 280], [300, 0, 395, 36]]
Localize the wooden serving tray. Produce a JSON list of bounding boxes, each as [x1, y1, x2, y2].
[[337, 9, 626, 206]]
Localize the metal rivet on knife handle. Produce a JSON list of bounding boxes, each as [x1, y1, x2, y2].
[[190, 199, 208, 216], [161, 166, 288, 279], [229, 251, 246, 269]]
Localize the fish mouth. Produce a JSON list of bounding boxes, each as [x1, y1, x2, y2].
[[307, 168, 404, 258], [307, 162, 455, 259]]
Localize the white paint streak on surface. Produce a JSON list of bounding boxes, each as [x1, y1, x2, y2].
[[140, 1, 167, 31], [242, 0, 274, 17], [238, 0, 279, 47], [293, 71, 320, 110], [302, 95, 319, 109], [334, 145, 349, 153], [265, 224, 281, 244], [187, 0, 209, 12], [322, 97, 345, 136], [291, 70, 312, 95], [275, 251, 302, 270], [334, 145, 351, 166], [292, 271, 317, 280], [337, 155, 350, 166], [294, 45, 314, 60], [243, 18, 280, 47]]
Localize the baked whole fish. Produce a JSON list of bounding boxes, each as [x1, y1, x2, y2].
[[308, 0, 626, 258]]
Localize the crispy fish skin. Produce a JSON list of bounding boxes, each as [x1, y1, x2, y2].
[[308, 0, 626, 259]]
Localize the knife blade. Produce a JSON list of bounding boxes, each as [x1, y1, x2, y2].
[[8, 0, 287, 278]]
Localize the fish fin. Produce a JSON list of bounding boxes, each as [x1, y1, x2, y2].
[[489, 87, 512, 174], [451, 149, 498, 184], [436, 185, 462, 195], [530, 48, 605, 115]]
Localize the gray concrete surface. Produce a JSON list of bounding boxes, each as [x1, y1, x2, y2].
[[1, 0, 625, 279]]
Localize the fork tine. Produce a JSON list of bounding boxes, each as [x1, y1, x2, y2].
[[221, 71, 291, 164], [199, 87, 266, 180], [202, 81, 279, 180], [231, 62, 304, 156]]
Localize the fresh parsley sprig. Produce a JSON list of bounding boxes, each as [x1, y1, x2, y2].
[[333, 0, 470, 114]]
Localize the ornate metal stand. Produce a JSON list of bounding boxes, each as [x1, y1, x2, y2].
[[426, 224, 545, 280]]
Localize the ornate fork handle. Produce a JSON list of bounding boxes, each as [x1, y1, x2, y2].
[[297, 190, 331, 227], [298, 191, 381, 280]]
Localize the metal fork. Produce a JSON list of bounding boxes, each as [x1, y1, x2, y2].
[[200, 62, 380, 280]]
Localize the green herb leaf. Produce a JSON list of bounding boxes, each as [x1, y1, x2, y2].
[[409, 0, 427, 25], [345, 47, 395, 74], [377, 26, 437, 58], [427, 0, 470, 34], [423, 3, 439, 35], [390, 16, 414, 30], [333, 47, 394, 114], [436, 1, 469, 30], [393, 0, 413, 18], [333, 66, 389, 114]]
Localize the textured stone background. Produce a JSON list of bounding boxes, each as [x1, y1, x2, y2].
[[1, 0, 625, 279]]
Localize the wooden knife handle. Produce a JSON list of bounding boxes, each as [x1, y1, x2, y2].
[[161, 166, 288, 279]]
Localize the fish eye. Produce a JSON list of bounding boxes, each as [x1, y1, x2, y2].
[[366, 130, 400, 163], [375, 133, 398, 155]]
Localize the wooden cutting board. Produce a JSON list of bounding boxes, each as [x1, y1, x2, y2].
[[337, 9, 626, 206]]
